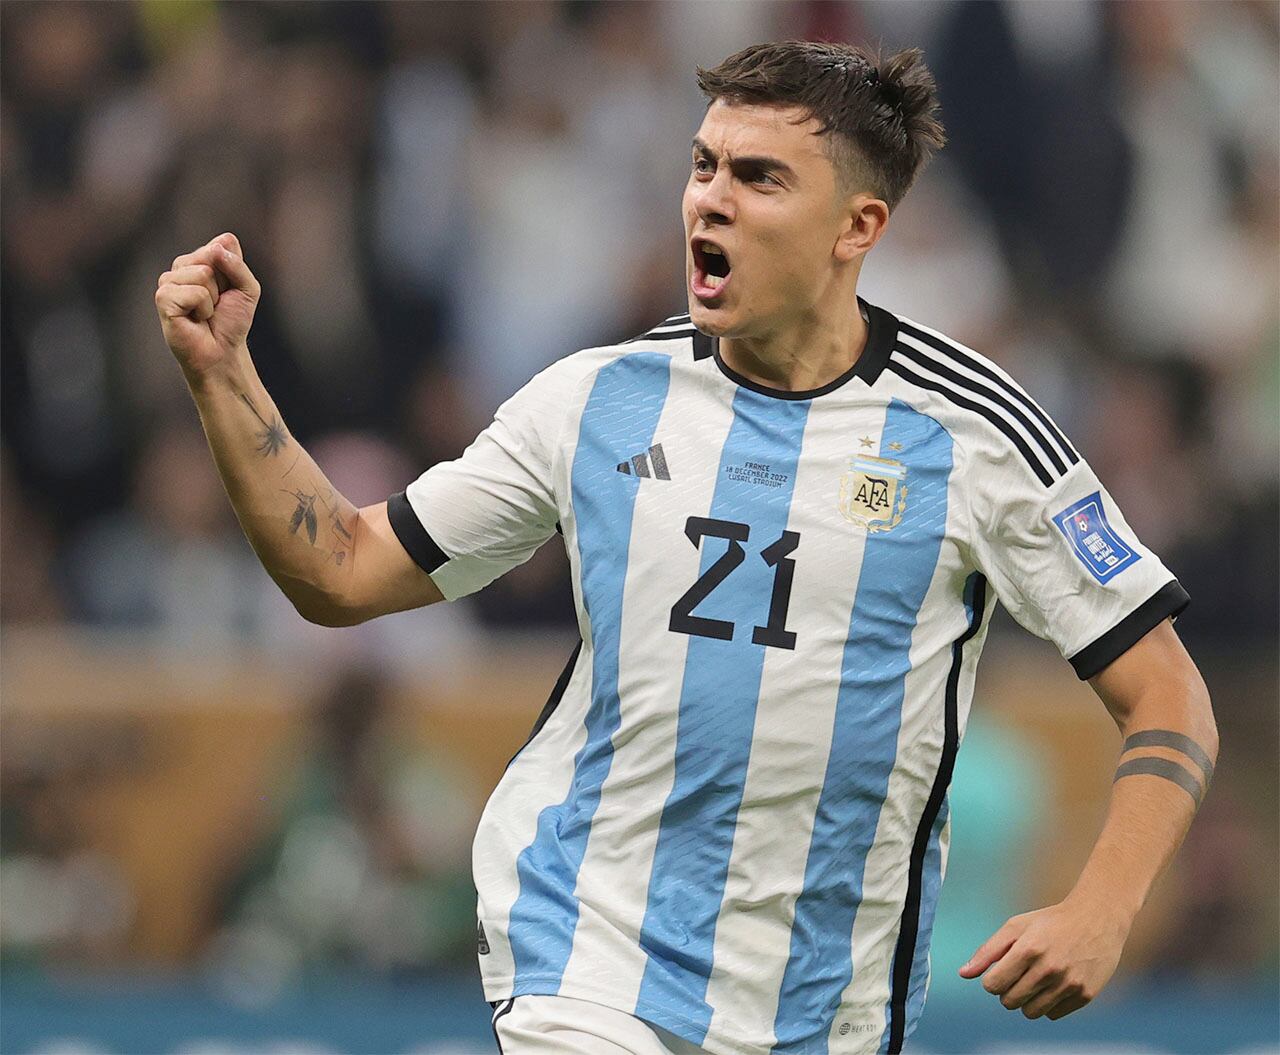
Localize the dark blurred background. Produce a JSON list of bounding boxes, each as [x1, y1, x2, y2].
[[1, 1, 1276, 1053]]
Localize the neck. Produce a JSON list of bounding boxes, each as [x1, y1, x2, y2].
[[719, 285, 869, 394]]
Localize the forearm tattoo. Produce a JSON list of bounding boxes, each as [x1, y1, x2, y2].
[[1114, 729, 1214, 805], [280, 481, 358, 567], [231, 391, 357, 569], [238, 392, 288, 457]]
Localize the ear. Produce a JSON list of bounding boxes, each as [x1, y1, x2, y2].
[[834, 194, 890, 264]]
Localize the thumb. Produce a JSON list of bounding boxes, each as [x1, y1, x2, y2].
[[959, 922, 1019, 979]]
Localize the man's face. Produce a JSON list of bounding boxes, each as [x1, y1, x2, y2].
[[683, 99, 851, 337]]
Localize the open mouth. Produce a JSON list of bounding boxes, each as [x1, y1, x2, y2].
[[691, 239, 732, 298]]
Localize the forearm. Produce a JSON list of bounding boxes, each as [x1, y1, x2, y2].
[[1067, 687, 1218, 925], [184, 345, 360, 623]]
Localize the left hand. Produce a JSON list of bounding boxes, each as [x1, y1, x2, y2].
[[958, 898, 1131, 1020]]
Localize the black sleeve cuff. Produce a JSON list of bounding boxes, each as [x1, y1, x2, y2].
[[1069, 579, 1191, 680], [386, 491, 450, 574]]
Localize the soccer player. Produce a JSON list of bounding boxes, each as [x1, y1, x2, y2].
[[156, 40, 1217, 1055]]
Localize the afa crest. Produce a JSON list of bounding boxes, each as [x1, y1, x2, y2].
[[839, 454, 908, 532]]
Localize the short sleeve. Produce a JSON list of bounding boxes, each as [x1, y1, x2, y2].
[[386, 358, 580, 601], [968, 445, 1189, 680]]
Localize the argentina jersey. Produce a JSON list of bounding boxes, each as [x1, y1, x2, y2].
[[387, 297, 1189, 1055]]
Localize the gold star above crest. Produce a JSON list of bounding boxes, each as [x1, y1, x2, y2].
[[888, 441, 904, 452], [859, 436, 875, 449]]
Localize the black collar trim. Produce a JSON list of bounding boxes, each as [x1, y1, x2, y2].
[[699, 297, 897, 400]]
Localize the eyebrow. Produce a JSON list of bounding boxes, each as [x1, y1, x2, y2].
[[692, 136, 797, 183]]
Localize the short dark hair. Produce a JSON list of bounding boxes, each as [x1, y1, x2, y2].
[[696, 40, 945, 210]]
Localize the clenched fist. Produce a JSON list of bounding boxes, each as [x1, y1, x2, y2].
[[155, 232, 261, 379]]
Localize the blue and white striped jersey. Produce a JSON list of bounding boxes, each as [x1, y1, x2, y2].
[[388, 298, 1188, 1055]]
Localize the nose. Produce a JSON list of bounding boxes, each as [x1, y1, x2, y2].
[[691, 164, 735, 226]]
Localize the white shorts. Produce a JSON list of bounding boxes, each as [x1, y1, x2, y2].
[[489, 994, 707, 1054]]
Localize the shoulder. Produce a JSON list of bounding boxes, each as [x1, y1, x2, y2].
[[529, 311, 703, 393], [554, 310, 700, 373], [499, 311, 699, 425], [879, 309, 1081, 490]]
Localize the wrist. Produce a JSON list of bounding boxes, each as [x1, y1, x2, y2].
[[182, 343, 252, 396], [1063, 879, 1143, 932]]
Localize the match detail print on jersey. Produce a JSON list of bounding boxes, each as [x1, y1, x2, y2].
[[388, 299, 1189, 1055]]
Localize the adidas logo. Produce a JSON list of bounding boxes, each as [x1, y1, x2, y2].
[[616, 443, 671, 480]]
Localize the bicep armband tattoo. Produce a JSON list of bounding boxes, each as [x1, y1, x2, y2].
[[1113, 730, 1214, 805]]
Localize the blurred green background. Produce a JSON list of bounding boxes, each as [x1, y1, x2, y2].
[[1, 1, 1276, 1052]]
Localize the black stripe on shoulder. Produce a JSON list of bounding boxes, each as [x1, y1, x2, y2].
[[894, 342, 1069, 476], [897, 320, 1079, 463], [387, 490, 451, 573], [887, 356, 1055, 487], [1070, 580, 1190, 680], [623, 311, 695, 344], [627, 327, 697, 343]]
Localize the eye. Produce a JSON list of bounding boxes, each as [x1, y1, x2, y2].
[[692, 156, 713, 175]]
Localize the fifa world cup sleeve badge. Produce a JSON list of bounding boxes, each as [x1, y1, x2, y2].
[[1052, 491, 1141, 583], [839, 455, 908, 532]]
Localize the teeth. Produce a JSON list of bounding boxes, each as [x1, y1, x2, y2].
[[705, 273, 724, 289], [702, 244, 724, 255]]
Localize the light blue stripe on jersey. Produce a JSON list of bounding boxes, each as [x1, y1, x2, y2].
[[772, 398, 953, 1053], [507, 351, 672, 992], [635, 387, 812, 1043]]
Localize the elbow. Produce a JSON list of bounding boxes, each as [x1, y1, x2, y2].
[[278, 578, 369, 628], [292, 592, 369, 628], [295, 600, 364, 628]]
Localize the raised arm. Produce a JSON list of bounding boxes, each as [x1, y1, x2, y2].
[[155, 232, 443, 625], [960, 619, 1217, 1020]]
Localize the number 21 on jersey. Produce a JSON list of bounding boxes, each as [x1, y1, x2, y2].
[[669, 515, 800, 650]]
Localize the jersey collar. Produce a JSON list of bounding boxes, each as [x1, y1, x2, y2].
[[693, 296, 897, 399]]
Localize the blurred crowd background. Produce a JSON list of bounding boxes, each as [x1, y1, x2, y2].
[[1, 1, 1277, 1052]]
